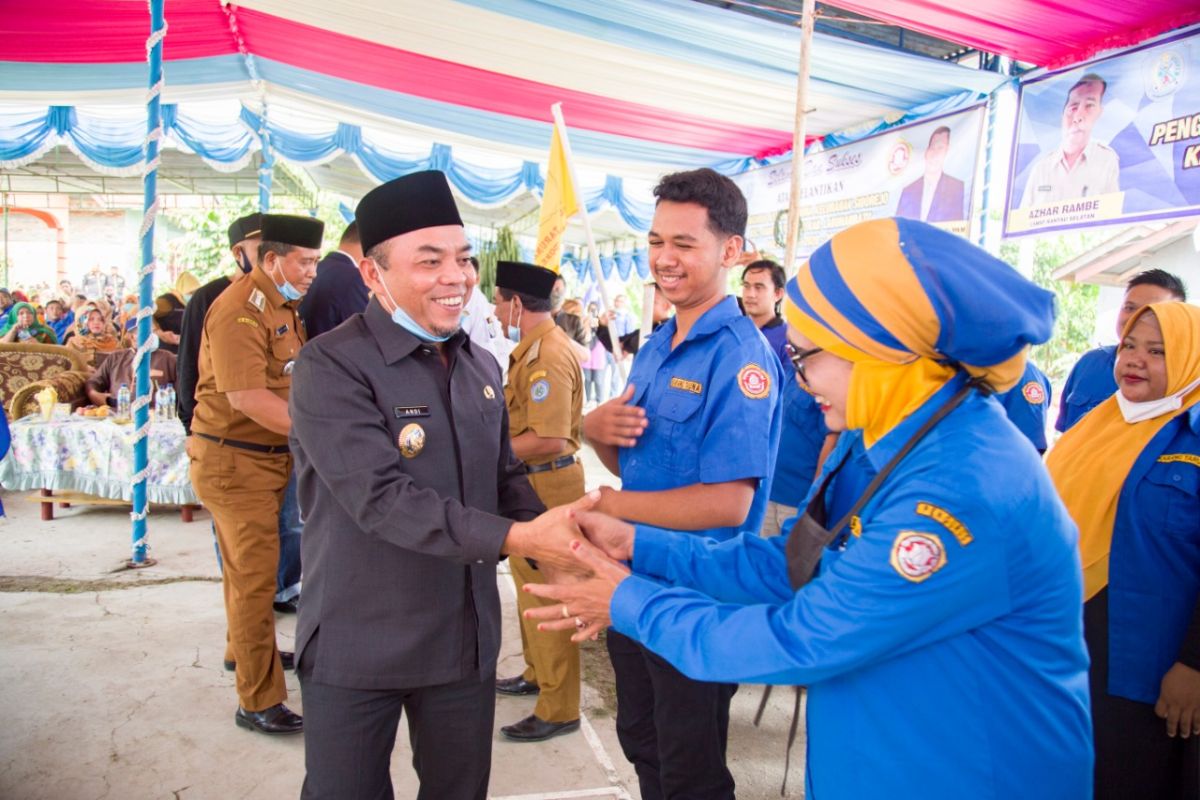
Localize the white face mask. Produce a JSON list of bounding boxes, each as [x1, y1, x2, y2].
[[1116, 375, 1200, 423]]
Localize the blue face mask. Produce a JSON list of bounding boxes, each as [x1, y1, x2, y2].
[[267, 262, 303, 302], [377, 269, 451, 343], [506, 301, 522, 343]]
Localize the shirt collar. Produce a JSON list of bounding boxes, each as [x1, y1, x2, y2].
[[861, 371, 970, 472], [656, 295, 742, 350], [364, 297, 468, 365], [509, 317, 558, 362]]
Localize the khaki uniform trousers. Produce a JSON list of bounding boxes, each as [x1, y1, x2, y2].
[[512, 459, 584, 723], [189, 436, 291, 712]]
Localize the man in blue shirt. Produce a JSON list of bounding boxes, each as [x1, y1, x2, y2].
[[583, 168, 783, 800], [1057, 269, 1186, 432], [740, 259, 790, 368], [996, 359, 1052, 453]]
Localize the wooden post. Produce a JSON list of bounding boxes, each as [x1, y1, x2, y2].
[[783, 0, 817, 276]]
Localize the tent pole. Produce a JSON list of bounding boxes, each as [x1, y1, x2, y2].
[[129, 0, 165, 567], [783, 0, 817, 276]]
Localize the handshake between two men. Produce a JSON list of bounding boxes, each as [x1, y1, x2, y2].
[[501, 491, 638, 642]]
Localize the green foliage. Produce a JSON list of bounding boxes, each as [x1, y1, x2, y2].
[[159, 194, 350, 287], [999, 234, 1101, 382], [476, 226, 520, 301]]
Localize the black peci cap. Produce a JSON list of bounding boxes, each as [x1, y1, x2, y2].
[[495, 260, 558, 300], [260, 214, 325, 249], [355, 170, 464, 255], [227, 213, 263, 247]]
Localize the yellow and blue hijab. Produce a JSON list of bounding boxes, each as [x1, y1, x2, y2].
[[783, 217, 1055, 446]]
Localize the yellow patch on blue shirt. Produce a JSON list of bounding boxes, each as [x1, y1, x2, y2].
[[915, 502, 973, 546], [670, 377, 703, 394], [1159, 453, 1200, 468]]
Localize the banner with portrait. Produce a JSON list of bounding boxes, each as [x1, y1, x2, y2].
[[733, 104, 986, 262], [1005, 27, 1200, 236]]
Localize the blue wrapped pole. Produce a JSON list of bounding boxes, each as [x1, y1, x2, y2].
[[131, 0, 166, 565]]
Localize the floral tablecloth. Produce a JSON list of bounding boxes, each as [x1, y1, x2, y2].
[[0, 415, 197, 505]]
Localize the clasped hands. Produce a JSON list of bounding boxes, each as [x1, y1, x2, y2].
[[504, 490, 638, 642]]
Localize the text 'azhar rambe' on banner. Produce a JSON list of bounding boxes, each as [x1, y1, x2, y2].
[[1004, 27, 1200, 237]]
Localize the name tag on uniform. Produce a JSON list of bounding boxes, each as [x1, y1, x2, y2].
[[394, 405, 431, 419], [669, 377, 703, 394], [276, 324, 290, 335]]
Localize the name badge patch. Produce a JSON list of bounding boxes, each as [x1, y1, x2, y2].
[[670, 377, 703, 395], [394, 405, 431, 419]]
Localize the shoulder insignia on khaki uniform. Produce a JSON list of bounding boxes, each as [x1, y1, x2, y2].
[[530, 378, 550, 403], [890, 531, 947, 583], [525, 338, 542, 364], [248, 288, 266, 312], [236, 316, 259, 329]]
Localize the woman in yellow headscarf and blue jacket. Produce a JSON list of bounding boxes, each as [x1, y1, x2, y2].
[[1048, 301, 1200, 799], [528, 218, 1093, 799]]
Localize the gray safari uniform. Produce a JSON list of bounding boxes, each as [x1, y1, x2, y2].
[[290, 298, 544, 799]]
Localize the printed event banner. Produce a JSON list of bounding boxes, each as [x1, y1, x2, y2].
[[733, 105, 986, 262], [1005, 27, 1200, 236]]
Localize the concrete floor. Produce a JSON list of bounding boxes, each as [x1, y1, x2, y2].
[[0, 447, 806, 799]]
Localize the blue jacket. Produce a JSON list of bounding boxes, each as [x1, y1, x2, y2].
[[1107, 404, 1200, 703], [299, 251, 369, 340], [1056, 346, 1117, 432], [996, 360, 1052, 452], [612, 377, 1093, 799], [619, 296, 783, 540]]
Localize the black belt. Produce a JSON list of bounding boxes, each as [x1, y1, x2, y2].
[[194, 432, 290, 455], [525, 455, 578, 474]]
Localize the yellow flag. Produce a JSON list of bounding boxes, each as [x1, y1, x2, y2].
[[534, 122, 579, 273]]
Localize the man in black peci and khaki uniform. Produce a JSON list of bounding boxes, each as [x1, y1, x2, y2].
[[189, 213, 323, 736], [289, 171, 601, 800]]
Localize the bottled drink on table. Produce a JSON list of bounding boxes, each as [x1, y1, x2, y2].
[[116, 383, 131, 420], [164, 384, 176, 420]]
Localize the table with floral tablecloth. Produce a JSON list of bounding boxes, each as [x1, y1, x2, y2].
[[0, 414, 196, 506]]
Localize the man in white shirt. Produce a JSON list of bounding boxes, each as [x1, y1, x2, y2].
[[1020, 73, 1120, 208]]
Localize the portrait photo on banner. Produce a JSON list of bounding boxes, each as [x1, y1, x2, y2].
[[733, 105, 985, 264], [1005, 26, 1200, 236]]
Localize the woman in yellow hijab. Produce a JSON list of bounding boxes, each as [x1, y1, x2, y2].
[[1048, 301, 1200, 800]]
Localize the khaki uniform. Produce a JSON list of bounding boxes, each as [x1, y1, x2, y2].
[[505, 318, 584, 723], [189, 266, 303, 712]]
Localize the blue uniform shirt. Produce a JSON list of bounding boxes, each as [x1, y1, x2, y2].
[[996, 360, 1052, 452], [1056, 345, 1117, 432], [758, 316, 791, 371], [612, 376, 1093, 800], [1106, 404, 1200, 703], [619, 296, 783, 541], [769, 376, 829, 507]]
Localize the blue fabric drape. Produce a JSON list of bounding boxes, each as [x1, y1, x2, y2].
[[0, 104, 654, 231]]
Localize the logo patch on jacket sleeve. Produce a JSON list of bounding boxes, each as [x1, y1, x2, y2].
[[1021, 381, 1046, 405], [890, 531, 946, 583], [737, 363, 770, 399], [531, 379, 550, 402]]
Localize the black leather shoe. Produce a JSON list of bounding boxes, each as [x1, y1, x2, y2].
[[500, 714, 580, 742], [273, 597, 300, 614], [225, 651, 294, 672], [235, 703, 303, 736], [495, 675, 539, 696]]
